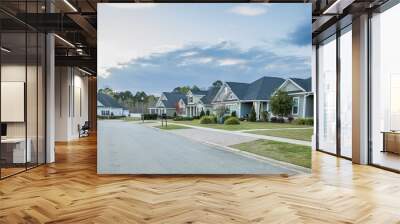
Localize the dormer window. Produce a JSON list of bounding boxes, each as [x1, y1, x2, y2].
[[189, 96, 193, 103]]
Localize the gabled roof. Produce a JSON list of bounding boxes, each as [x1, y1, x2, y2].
[[290, 78, 312, 92], [200, 87, 220, 104], [162, 92, 186, 108], [97, 93, 125, 108], [225, 76, 285, 101], [190, 89, 208, 95], [225, 82, 249, 100]]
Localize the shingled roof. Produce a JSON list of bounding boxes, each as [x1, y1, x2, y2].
[[97, 93, 125, 108], [200, 87, 220, 104], [290, 78, 312, 92], [226, 76, 286, 101], [161, 92, 186, 108]]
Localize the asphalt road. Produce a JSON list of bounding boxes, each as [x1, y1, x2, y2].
[[98, 120, 296, 175]]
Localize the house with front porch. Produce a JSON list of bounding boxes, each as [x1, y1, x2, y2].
[[185, 87, 220, 117], [212, 76, 286, 120], [148, 92, 186, 117], [273, 77, 313, 118]]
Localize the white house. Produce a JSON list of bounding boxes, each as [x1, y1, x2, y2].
[[97, 93, 129, 117]]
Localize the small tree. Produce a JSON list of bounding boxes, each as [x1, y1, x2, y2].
[[173, 112, 177, 117], [215, 105, 227, 123], [206, 110, 210, 116], [270, 90, 293, 118], [248, 106, 257, 122], [261, 111, 269, 122], [200, 109, 205, 118]]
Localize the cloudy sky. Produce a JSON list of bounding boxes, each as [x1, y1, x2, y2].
[[98, 3, 311, 95]]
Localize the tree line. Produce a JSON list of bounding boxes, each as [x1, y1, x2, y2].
[[98, 80, 223, 113]]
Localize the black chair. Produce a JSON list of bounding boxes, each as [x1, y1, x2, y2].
[[79, 121, 90, 138]]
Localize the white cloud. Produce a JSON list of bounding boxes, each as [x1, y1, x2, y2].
[[218, 58, 247, 66], [180, 51, 199, 57], [178, 57, 214, 66], [106, 3, 158, 9], [229, 5, 267, 16]]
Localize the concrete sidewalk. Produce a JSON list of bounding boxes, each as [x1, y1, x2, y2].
[[169, 122, 311, 146]]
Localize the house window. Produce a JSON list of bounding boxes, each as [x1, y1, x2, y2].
[[189, 96, 193, 103], [292, 97, 299, 115]]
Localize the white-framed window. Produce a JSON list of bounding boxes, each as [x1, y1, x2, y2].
[[292, 97, 299, 115], [189, 96, 193, 103]]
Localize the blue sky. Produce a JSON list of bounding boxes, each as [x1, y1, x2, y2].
[[98, 3, 311, 95]]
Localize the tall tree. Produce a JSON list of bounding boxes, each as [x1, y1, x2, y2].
[[212, 80, 223, 88]]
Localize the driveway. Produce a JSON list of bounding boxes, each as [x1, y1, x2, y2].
[[98, 120, 297, 175]]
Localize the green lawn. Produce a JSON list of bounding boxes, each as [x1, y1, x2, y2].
[[231, 140, 311, 168], [172, 120, 311, 131], [155, 124, 191, 130], [247, 128, 313, 141]]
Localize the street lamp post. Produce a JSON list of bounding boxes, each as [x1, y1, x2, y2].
[[141, 96, 144, 123]]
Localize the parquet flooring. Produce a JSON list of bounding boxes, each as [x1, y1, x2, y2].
[[1, 135, 400, 223]]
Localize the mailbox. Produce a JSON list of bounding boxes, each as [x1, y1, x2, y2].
[[161, 113, 167, 119]]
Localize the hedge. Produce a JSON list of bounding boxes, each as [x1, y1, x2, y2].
[[200, 116, 217, 124], [224, 117, 240, 125]]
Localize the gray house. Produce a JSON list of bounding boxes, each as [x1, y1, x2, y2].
[[149, 92, 186, 117], [212, 76, 286, 120], [273, 77, 313, 118]]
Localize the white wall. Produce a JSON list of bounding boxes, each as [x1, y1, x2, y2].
[[55, 67, 89, 141]]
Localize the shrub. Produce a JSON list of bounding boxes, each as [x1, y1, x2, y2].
[[294, 118, 314, 125], [261, 111, 269, 122], [193, 116, 200, 120], [200, 116, 217, 124], [270, 117, 284, 123], [231, 111, 237, 117], [305, 118, 314, 125], [206, 110, 210, 116], [173, 116, 194, 121], [288, 116, 294, 123], [143, 114, 157, 120], [248, 107, 257, 122], [222, 115, 231, 123], [200, 110, 205, 118], [224, 117, 240, 125], [173, 112, 177, 117], [239, 117, 246, 121]]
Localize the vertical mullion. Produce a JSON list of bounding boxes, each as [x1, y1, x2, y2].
[[36, 0, 39, 167], [316, 44, 320, 151], [25, 0, 28, 171], [0, 24, 2, 179], [336, 29, 341, 157]]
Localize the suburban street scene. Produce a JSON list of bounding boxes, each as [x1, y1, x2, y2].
[[98, 4, 312, 174]]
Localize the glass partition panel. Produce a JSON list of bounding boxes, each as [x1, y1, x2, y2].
[[1, 31, 27, 178], [339, 27, 352, 158], [317, 35, 337, 154], [371, 3, 400, 171]]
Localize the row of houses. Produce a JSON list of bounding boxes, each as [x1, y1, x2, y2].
[[148, 76, 313, 120]]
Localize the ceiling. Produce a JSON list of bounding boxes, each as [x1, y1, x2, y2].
[[0, 0, 390, 76]]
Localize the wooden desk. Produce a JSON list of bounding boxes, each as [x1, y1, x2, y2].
[[1, 138, 31, 163], [382, 131, 400, 154]]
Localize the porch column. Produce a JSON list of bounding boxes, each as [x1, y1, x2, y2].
[[303, 95, 307, 118]]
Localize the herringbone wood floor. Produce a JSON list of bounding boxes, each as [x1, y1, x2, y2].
[[1, 135, 400, 224]]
